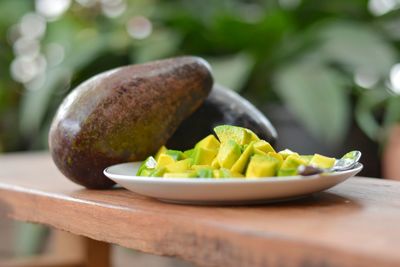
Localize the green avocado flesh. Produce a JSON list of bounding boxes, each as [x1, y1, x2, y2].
[[49, 56, 213, 189], [137, 125, 338, 179]]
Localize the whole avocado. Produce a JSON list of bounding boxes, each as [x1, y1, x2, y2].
[[49, 57, 213, 189]]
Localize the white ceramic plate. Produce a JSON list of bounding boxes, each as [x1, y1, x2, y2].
[[104, 162, 363, 205]]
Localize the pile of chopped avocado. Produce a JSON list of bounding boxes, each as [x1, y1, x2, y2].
[[136, 125, 336, 178]]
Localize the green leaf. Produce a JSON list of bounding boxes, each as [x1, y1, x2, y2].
[[317, 21, 396, 76], [355, 88, 390, 141], [207, 53, 253, 91], [275, 60, 350, 144], [383, 95, 400, 130], [0, 0, 31, 35], [133, 29, 181, 63], [376, 9, 400, 41]]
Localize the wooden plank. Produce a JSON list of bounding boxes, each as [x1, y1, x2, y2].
[[0, 152, 400, 267]]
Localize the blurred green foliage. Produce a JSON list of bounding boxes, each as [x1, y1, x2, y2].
[[1, 0, 400, 152]]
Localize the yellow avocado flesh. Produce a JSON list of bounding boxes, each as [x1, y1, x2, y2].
[[254, 140, 275, 153], [267, 152, 283, 168], [213, 168, 243, 178], [280, 154, 307, 169], [309, 154, 336, 169], [165, 149, 184, 160], [195, 135, 220, 151], [165, 158, 192, 173], [217, 139, 241, 169], [246, 155, 279, 178], [214, 125, 252, 145], [278, 154, 307, 177], [212, 169, 220, 178], [149, 167, 165, 177], [211, 157, 220, 168], [192, 147, 217, 165], [278, 149, 299, 159], [300, 155, 313, 165], [155, 146, 167, 161], [254, 148, 267, 156], [183, 148, 194, 158], [278, 168, 297, 177], [157, 153, 175, 167], [196, 168, 214, 178], [247, 129, 260, 142], [191, 164, 215, 170], [231, 142, 254, 173]]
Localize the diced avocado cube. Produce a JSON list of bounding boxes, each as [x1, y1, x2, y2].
[[213, 168, 244, 179], [254, 140, 275, 153], [195, 135, 220, 151], [155, 146, 167, 161], [309, 154, 336, 169], [231, 171, 244, 178], [241, 144, 248, 151], [192, 147, 217, 165], [183, 148, 194, 159], [213, 170, 221, 178], [281, 154, 307, 169], [144, 156, 157, 168], [300, 155, 313, 165], [278, 149, 300, 159], [247, 129, 260, 142], [191, 164, 215, 170], [136, 156, 157, 176], [267, 152, 283, 168], [139, 169, 152, 177], [165, 158, 192, 173], [136, 164, 147, 176], [157, 153, 176, 167], [231, 141, 255, 174], [214, 125, 252, 145], [246, 155, 279, 178], [150, 167, 166, 177], [163, 172, 197, 178], [218, 168, 232, 178], [197, 168, 214, 178], [217, 139, 242, 169], [166, 149, 184, 161], [278, 168, 298, 177], [211, 157, 220, 169], [254, 148, 267, 156]]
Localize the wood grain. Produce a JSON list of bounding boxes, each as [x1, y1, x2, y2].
[[1, 152, 400, 267]]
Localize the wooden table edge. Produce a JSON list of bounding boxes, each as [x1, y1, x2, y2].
[[1, 179, 399, 267]]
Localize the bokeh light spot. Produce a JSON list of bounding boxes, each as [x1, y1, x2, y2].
[[126, 16, 152, 40], [390, 63, 400, 93], [20, 13, 46, 39], [36, 0, 71, 20]]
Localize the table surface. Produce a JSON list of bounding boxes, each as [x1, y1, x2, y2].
[[0, 152, 400, 267]]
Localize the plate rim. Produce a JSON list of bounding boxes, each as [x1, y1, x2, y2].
[[104, 162, 363, 184]]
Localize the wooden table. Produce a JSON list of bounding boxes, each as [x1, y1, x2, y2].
[[0, 152, 400, 267]]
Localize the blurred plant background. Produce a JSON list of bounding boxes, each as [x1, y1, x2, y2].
[[1, 0, 400, 264], [1, 0, 400, 177]]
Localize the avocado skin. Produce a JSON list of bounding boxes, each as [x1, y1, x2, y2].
[[49, 57, 213, 189], [167, 84, 277, 150]]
